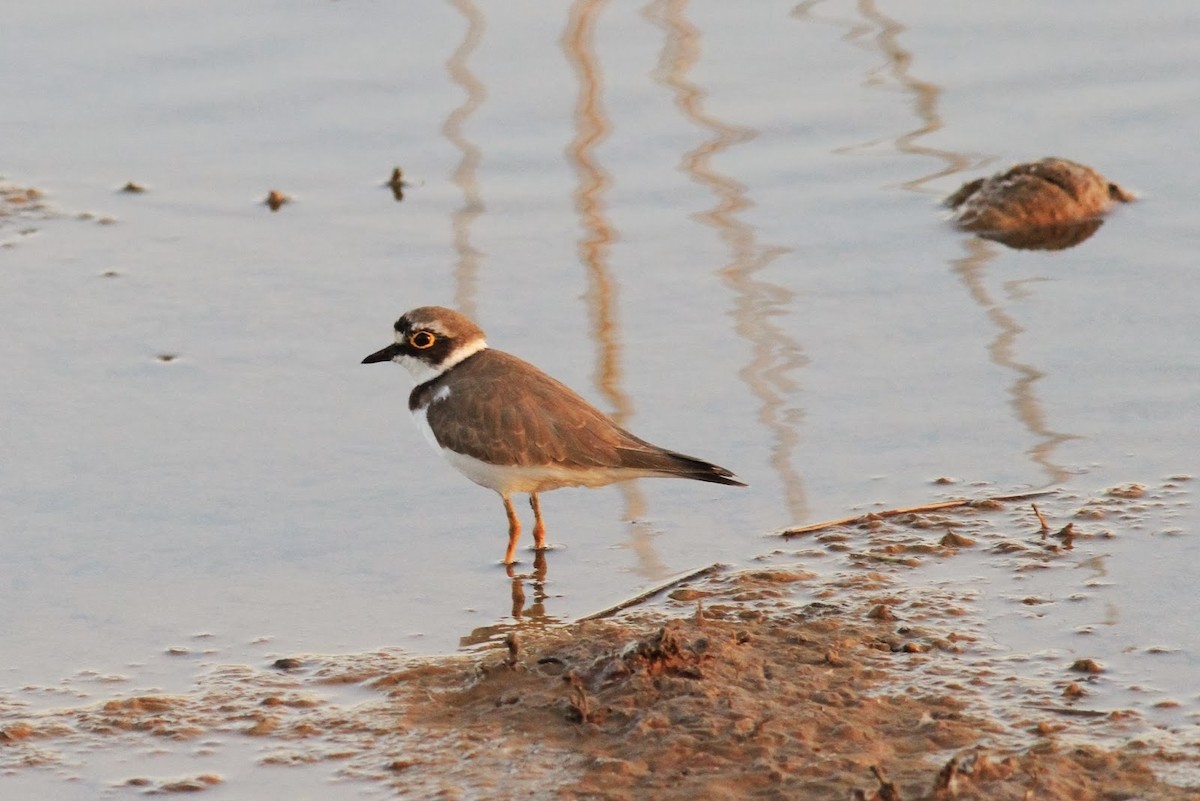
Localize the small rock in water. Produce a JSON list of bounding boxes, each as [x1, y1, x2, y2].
[[1069, 657, 1104, 674], [264, 190, 290, 211], [385, 166, 408, 201], [944, 157, 1134, 250]]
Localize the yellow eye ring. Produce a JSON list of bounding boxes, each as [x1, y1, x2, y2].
[[409, 331, 436, 349]]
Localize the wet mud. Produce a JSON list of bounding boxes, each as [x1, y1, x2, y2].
[[2, 481, 1196, 799]]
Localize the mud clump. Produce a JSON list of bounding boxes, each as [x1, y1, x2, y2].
[[944, 157, 1134, 250], [2, 486, 1196, 798], [377, 597, 1192, 800]]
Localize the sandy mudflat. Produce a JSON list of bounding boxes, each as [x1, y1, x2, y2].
[[3, 482, 1197, 799]]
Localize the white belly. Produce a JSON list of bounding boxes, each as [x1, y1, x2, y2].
[[411, 397, 446, 454], [411, 403, 645, 495], [441, 448, 642, 494]]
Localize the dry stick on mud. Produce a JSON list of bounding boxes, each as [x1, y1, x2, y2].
[[577, 563, 724, 622], [580, 491, 1054, 622], [778, 490, 1056, 538]]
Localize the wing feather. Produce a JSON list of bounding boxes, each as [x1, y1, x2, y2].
[[422, 349, 745, 486], [424, 350, 633, 468]]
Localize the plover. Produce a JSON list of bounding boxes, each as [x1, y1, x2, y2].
[[363, 306, 746, 564]]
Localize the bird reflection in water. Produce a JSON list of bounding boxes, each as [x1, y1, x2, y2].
[[507, 550, 550, 621], [458, 550, 559, 648]]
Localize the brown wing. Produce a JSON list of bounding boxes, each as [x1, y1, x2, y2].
[[424, 350, 642, 468], [423, 349, 746, 485]]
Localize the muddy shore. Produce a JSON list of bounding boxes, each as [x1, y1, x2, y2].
[[3, 482, 1197, 798]]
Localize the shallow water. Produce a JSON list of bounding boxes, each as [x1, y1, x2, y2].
[[2, 0, 1198, 794]]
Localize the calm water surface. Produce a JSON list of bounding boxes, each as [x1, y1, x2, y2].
[[1, 0, 1198, 794]]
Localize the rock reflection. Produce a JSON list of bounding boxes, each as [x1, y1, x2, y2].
[[973, 219, 1105, 252], [563, 0, 667, 581], [648, 0, 807, 522], [443, 0, 488, 318], [805, 0, 1073, 486]]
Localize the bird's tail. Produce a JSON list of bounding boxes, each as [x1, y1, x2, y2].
[[619, 446, 747, 487]]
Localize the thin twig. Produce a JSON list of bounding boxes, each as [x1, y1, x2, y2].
[[577, 563, 724, 622], [1031, 502, 1050, 532], [1022, 703, 1109, 718], [778, 490, 1055, 538]]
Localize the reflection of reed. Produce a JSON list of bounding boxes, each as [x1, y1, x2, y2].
[[443, 0, 487, 319], [648, 0, 807, 520], [951, 240, 1074, 485], [793, 0, 983, 191], [797, 0, 1073, 486], [563, 0, 665, 578]]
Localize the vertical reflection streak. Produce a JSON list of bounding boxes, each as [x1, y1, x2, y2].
[[795, 0, 985, 187], [563, 1, 665, 578], [796, 0, 1072, 486], [647, 0, 808, 520], [856, 0, 980, 192], [443, 0, 487, 319], [562, 0, 625, 423], [952, 242, 1075, 485]]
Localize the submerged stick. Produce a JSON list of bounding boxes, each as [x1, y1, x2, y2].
[[577, 563, 724, 622], [778, 490, 1055, 538], [1031, 502, 1050, 532]]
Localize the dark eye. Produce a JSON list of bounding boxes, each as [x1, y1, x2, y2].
[[409, 331, 436, 349]]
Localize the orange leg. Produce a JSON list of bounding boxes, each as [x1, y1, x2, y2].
[[502, 495, 522, 565], [529, 493, 547, 551]]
